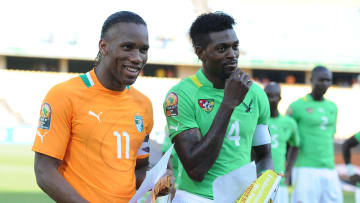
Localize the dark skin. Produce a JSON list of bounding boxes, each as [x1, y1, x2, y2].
[[310, 69, 332, 101], [265, 83, 298, 185], [34, 23, 157, 202], [342, 135, 359, 165], [173, 28, 272, 181]]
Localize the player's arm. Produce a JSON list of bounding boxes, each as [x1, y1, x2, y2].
[[173, 70, 252, 182], [252, 125, 273, 176], [34, 152, 88, 203], [135, 157, 149, 189], [285, 146, 298, 184], [342, 135, 359, 176]]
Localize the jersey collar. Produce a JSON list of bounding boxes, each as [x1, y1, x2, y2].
[[194, 69, 216, 88]]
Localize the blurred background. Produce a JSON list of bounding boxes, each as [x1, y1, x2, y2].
[[0, 0, 359, 202]]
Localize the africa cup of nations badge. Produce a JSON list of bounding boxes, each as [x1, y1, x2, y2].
[[134, 115, 144, 133], [39, 103, 52, 130], [165, 92, 178, 117], [198, 99, 214, 113]]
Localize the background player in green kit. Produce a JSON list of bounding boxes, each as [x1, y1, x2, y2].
[[287, 66, 343, 203], [265, 82, 300, 203], [342, 131, 360, 177], [163, 12, 273, 202]]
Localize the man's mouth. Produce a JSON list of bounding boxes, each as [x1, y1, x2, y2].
[[125, 66, 140, 73]]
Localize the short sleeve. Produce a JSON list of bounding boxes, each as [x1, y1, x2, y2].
[[287, 102, 299, 122], [163, 89, 198, 140], [257, 88, 270, 125], [32, 84, 72, 160], [354, 132, 360, 143], [288, 117, 300, 147]]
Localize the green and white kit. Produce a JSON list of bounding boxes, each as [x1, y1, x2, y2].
[[163, 70, 270, 199]]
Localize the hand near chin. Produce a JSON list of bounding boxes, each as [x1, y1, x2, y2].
[[223, 68, 252, 108]]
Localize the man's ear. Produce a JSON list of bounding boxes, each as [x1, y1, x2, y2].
[[195, 46, 204, 62], [99, 39, 108, 56]]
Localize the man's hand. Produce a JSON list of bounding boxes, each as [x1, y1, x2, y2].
[[223, 69, 252, 108], [152, 169, 175, 202]]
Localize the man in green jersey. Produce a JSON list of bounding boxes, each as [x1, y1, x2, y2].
[[163, 12, 273, 202], [265, 82, 300, 203], [287, 66, 343, 203], [342, 131, 360, 176]]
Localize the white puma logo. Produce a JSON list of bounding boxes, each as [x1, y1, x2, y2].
[[169, 123, 179, 131], [37, 130, 48, 143], [89, 111, 102, 122]]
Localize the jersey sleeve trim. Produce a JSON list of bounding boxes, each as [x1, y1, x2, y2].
[[252, 124, 271, 146]]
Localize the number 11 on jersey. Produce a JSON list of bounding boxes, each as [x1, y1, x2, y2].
[[114, 131, 130, 159]]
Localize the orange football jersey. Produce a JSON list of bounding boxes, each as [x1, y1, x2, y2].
[[32, 69, 153, 202]]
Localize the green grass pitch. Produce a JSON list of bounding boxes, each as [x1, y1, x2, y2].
[[0, 144, 355, 203]]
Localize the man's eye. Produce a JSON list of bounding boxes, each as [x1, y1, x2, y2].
[[232, 45, 239, 50], [140, 47, 149, 54], [218, 47, 225, 52], [123, 45, 131, 50]]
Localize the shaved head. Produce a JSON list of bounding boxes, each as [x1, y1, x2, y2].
[[264, 82, 281, 95]]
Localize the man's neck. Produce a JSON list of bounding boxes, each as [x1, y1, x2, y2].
[[95, 64, 126, 91], [270, 108, 279, 118], [310, 91, 324, 101]]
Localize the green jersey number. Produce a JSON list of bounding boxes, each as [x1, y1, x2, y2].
[[227, 120, 240, 146], [320, 116, 328, 130], [271, 134, 279, 148]]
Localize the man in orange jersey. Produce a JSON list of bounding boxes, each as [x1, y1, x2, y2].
[[33, 11, 172, 202]]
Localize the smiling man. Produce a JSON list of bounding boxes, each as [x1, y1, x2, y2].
[[32, 11, 171, 203], [288, 66, 343, 203], [163, 12, 273, 202]]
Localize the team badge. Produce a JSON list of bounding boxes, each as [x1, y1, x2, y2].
[[38, 103, 52, 130], [134, 115, 144, 132], [198, 99, 214, 112], [165, 92, 178, 117], [306, 108, 313, 113]]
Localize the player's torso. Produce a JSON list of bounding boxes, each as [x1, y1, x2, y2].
[[64, 88, 149, 196], [194, 85, 260, 170], [269, 116, 292, 173], [294, 98, 337, 168]]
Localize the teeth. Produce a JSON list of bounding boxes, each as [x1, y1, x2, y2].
[[126, 67, 138, 73]]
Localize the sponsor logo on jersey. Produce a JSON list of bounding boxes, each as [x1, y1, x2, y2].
[[198, 99, 214, 112], [135, 115, 144, 132], [306, 107, 313, 113], [38, 103, 52, 130], [165, 92, 178, 117]]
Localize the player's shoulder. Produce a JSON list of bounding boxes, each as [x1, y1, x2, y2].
[[166, 75, 200, 97], [129, 86, 152, 105], [283, 115, 297, 125], [324, 98, 337, 108], [290, 95, 308, 107], [249, 82, 268, 101], [47, 74, 84, 98]]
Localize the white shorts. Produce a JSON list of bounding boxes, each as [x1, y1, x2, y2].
[[291, 167, 343, 203], [171, 190, 213, 203], [356, 187, 360, 203], [273, 185, 289, 203]]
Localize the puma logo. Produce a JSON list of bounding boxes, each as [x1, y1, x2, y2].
[[37, 130, 48, 143], [88, 110, 102, 122], [169, 123, 179, 131]]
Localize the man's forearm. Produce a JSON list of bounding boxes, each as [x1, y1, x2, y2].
[[135, 164, 148, 189], [36, 167, 88, 203], [285, 147, 298, 174], [253, 144, 273, 176], [186, 103, 234, 176]]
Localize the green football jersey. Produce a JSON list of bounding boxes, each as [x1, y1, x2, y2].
[[288, 94, 337, 169], [163, 70, 270, 199], [354, 131, 360, 143], [269, 114, 299, 175]]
